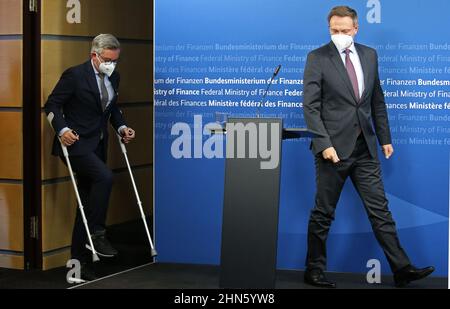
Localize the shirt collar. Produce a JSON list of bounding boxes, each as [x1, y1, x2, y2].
[[91, 59, 101, 75], [340, 42, 357, 55]]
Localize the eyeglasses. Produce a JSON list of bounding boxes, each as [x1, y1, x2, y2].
[[96, 53, 120, 65]]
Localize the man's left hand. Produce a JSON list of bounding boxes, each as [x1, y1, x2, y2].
[[382, 144, 394, 159], [121, 127, 136, 144]]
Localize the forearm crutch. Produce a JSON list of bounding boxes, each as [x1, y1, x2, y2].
[[117, 134, 157, 257], [60, 137, 100, 262]]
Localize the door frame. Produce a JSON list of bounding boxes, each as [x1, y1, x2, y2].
[[22, 0, 42, 270]]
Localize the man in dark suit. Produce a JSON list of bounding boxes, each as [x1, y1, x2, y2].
[[302, 6, 434, 288], [45, 34, 135, 281]]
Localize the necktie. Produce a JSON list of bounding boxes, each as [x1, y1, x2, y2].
[[99, 73, 109, 111], [344, 49, 360, 100]]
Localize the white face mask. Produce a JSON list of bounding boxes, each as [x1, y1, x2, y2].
[[331, 34, 354, 51], [97, 53, 117, 77]]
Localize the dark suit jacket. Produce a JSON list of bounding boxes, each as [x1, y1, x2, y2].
[[44, 60, 126, 157], [303, 42, 391, 160]]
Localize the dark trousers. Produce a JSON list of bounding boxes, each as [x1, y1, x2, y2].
[[306, 135, 411, 273], [61, 144, 113, 263]]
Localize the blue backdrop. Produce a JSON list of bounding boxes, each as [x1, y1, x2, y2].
[[154, 0, 450, 276]]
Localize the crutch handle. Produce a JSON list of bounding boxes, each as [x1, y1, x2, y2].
[[58, 130, 78, 157], [117, 134, 127, 154]]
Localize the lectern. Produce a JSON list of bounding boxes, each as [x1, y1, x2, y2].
[[216, 117, 315, 289]]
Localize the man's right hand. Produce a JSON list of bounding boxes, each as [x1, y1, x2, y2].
[[61, 130, 79, 147], [322, 147, 340, 163]]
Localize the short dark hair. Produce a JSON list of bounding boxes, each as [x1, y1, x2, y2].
[[328, 6, 358, 25]]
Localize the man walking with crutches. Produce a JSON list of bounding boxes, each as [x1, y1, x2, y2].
[[45, 34, 135, 281]]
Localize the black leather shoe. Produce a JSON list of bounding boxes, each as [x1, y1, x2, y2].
[[304, 269, 336, 288], [394, 265, 435, 287], [86, 230, 118, 257]]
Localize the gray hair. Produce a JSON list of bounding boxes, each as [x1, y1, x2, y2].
[[90, 34, 121, 54]]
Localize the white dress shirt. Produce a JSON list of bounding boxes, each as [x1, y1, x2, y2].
[[336, 43, 365, 98]]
